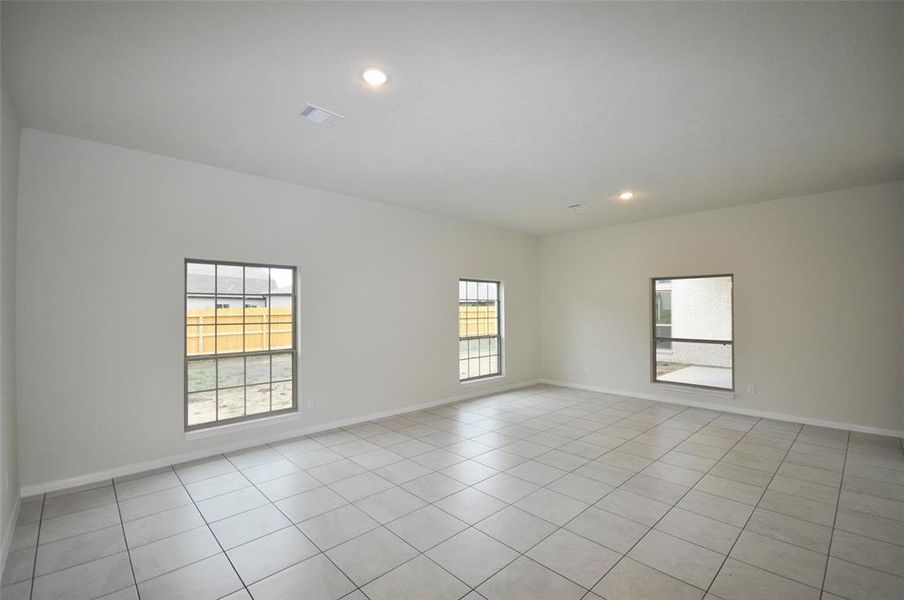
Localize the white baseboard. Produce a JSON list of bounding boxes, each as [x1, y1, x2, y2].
[[540, 379, 904, 438], [20, 379, 540, 497], [1, 496, 21, 578]]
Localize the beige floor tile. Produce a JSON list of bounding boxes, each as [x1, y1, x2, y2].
[[592, 557, 704, 600], [629, 529, 724, 589]]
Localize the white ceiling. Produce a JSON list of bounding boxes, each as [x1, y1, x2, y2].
[[3, 2, 903, 234]]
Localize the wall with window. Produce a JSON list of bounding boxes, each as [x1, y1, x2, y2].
[[15, 129, 540, 490], [11, 127, 903, 493], [539, 181, 904, 432]]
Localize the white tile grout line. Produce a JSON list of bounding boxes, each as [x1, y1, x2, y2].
[[110, 479, 142, 600], [699, 421, 805, 598], [169, 464, 255, 600], [820, 430, 851, 594], [9, 387, 903, 600], [26, 495, 45, 600]]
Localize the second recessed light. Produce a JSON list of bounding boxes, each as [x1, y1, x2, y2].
[[361, 67, 388, 87], [618, 191, 635, 201]]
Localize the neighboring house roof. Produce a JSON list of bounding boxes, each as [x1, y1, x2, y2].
[[188, 266, 282, 295]]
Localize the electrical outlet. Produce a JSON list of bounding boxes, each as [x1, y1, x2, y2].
[[304, 397, 315, 408], [584, 365, 592, 376], [746, 384, 756, 394]]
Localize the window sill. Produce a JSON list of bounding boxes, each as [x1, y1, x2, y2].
[[460, 374, 506, 386], [185, 410, 300, 440], [654, 381, 736, 400]]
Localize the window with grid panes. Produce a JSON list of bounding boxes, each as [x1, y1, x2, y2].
[[185, 260, 297, 429], [459, 279, 502, 381]]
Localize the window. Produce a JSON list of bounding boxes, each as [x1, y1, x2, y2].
[[459, 279, 502, 381], [185, 260, 297, 429], [652, 274, 733, 391]]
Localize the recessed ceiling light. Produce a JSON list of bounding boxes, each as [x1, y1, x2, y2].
[[618, 191, 635, 201], [361, 68, 388, 87]]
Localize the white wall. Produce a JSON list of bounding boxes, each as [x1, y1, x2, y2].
[[540, 181, 904, 432], [0, 45, 22, 562], [15, 129, 540, 490]]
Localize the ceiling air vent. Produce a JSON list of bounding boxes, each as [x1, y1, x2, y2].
[[298, 104, 344, 126]]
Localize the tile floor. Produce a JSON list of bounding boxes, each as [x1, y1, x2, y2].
[[2, 384, 903, 600]]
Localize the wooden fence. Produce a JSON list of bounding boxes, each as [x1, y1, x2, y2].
[[186, 307, 292, 355], [458, 304, 499, 337], [187, 304, 496, 355]]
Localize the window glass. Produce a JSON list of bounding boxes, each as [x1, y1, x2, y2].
[[186, 261, 297, 429], [459, 279, 502, 381], [652, 275, 733, 390]]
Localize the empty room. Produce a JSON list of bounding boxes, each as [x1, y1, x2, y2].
[[0, 2, 902, 599]]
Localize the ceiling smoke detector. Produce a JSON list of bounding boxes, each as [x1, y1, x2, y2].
[[298, 104, 344, 126]]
